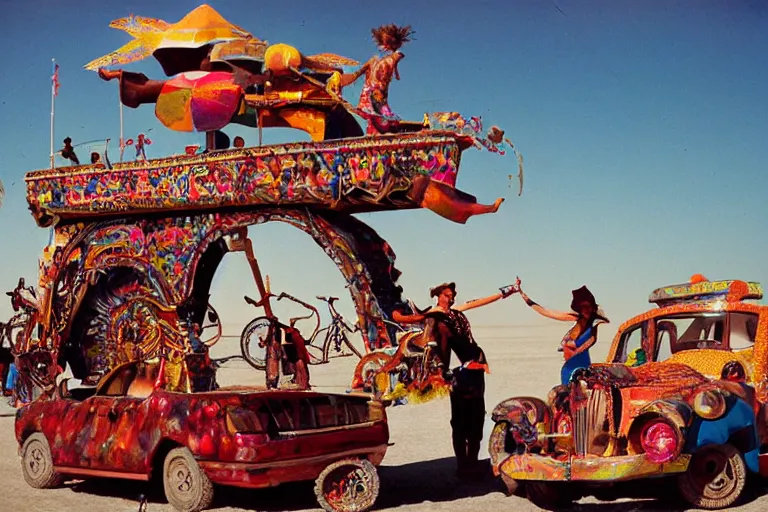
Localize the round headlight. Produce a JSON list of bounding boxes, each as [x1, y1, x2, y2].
[[640, 419, 680, 463], [693, 389, 726, 420]]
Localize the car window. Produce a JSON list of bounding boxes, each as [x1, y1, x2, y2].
[[252, 396, 372, 434], [655, 313, 726, 359], [99, 365, 138, 396], [657, 325, 673, 361], [729, 312, 758, 350], [313, 396, 347, 428], [615, 325, 644, 364], [345, 400, 369, 424], [126, 363, 161, 398], [225, 406, 265, 434]]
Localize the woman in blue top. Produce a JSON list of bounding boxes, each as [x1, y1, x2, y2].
[[517, 280, 609, 385]]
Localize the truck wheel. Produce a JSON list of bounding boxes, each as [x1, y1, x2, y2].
[[315, 458, 380, 512], [526, 481, 573, 510], [678, 443, 746, 509], [20, 433, 62, 489], [163, 447, 214, 512]]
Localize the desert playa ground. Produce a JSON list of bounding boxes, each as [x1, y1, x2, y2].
[[1, 328, 767, 512]]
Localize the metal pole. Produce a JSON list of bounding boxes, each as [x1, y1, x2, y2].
[[119, 96, 124, 162], [50, 58, 55, 169], [258, 110, 263, 147]]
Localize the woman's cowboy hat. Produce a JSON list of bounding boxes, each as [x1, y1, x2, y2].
[[570, 285, 609, 323]]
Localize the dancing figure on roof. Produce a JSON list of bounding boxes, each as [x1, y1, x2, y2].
[[341, 24, 414, 135]]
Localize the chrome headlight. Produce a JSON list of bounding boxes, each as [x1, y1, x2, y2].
[[692, 388, 726, 420]]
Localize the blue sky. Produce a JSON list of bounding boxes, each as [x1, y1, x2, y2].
[[1, 1, 767, 354]]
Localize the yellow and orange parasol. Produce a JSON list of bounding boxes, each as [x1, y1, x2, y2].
[[84, 4, 255, 75]]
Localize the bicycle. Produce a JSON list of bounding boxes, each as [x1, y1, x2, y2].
[[3, 278, 39, 355], [240, 291, 362, 371]]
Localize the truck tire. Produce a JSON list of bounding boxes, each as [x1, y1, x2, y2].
[[678, 443, 746, 510], [163, 447, 214, 511], [20, 433, 62, 489], [315, 458, 380, 512]]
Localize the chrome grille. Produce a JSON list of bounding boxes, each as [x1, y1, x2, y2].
[[573, 387, 608, 456]]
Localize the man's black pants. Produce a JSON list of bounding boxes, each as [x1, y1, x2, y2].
[[450, 368, 485, 470]]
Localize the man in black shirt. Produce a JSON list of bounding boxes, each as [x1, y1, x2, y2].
[[423, 281, 518, 477]]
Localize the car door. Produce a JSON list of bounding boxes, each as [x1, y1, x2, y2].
[[94, 361, 159, 474], [94, 394, 148, 472], [70, 361, 151, 472]]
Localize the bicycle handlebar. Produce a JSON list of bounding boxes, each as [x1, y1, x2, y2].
[[278, 292, 318, 313]]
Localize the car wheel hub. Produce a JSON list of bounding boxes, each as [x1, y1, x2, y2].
[[169, 460, 194, 493], [693, 450, 735, 497], [326, 467, 373, 508], [28, 446, 44, 475]]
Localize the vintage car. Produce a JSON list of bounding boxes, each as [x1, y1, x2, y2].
[[489, 362, 765, 510], [16, 359, 388, 512]]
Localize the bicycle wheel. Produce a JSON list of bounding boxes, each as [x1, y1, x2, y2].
[[200, 304, 222, 347], [306, 327, 330, 365], [240, 316, 274, 370], [325, 329, 364, 361], [305, 344, 326, 365]]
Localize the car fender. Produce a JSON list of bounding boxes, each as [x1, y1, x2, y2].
[[685, 395, 760, 473], [491, 396, 551, 428], [637, 399, 693, 431]]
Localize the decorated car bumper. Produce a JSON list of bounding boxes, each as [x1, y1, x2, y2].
[[197, 444, 388, 488], [496, 452, 691, 482]]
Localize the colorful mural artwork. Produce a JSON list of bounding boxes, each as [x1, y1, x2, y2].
[[27, 209, 405, 385], [26, 131, 506, 227]]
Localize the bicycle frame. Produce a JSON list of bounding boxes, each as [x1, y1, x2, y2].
[[314, 301, 361, 360], [327, 300, 357, 335]]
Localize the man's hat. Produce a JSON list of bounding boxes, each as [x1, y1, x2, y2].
[[430, 282, 456, 298]]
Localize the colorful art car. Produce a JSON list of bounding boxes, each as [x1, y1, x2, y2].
[[16, 359, 388, 511], [13, 4, 521, 511], [490, 278, 768, 510], [15, 5, 518, 399]]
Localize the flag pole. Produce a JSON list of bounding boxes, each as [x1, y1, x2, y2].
[[50, 58, 56, 169], [119, 95, 124, 162]]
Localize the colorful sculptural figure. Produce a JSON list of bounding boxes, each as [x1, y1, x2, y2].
[[125, 133, 152, 160], [341, 24, 414, 135], [90, 5, 362, 139], [60, 137, 80, 165]]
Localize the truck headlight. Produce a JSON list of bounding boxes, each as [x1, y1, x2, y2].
[[640, 419, 681, 463], [692, 389, 726, 420]]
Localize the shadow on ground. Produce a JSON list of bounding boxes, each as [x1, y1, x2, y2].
[[66, 457, 503, 510], [64, 458, 768, 511]]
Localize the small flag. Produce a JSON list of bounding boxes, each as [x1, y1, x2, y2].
[[52, 61, 60, 97]]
